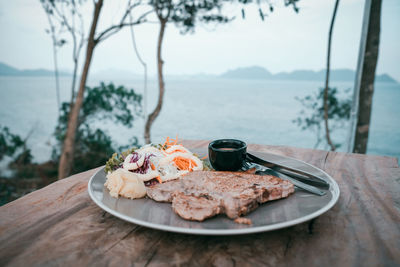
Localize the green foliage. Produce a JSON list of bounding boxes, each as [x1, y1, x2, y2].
[[172, 0, 231, 32], [53, 82, 142, 175], [151, 0, 232, 33], [0, 126, 25, 161], [239, 0, 300, 20], [0, 126, 35, 179], [293, 87, 351, 149], [8, 149, 36, 178], [150, 0, 301, 34]]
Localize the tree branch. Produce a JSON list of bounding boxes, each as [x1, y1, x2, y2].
[[94, 9, 152, 44], [323, 0, 340, 152]]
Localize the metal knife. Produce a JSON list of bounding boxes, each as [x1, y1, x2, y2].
[[256, 168, 327, 196], [246, 153, 329, 188]]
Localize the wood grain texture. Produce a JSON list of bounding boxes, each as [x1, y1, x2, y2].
[[1, 140, 399, 266]]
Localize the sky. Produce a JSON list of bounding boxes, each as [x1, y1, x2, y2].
[[0, 0, 399, 81]]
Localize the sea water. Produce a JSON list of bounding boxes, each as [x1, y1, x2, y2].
[[0, 76, 399, 163]]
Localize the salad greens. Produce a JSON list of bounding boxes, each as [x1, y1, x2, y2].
[[104, 147, 136, 174], [105, 142, 211, 174]]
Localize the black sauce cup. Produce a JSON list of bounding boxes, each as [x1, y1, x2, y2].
[[208, 139, 247, 171]]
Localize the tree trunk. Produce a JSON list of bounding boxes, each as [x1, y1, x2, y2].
[[323, 0, 340, 152], [52, 43, 61, 115], [144, 19, 167, 144], [129, 18, 148, 132], [45, 11, 61, 115], [70, 57, 78, 104], [353, 0, 381, 154], [58, 0, 103, 179], [69, 28, 85, 105]]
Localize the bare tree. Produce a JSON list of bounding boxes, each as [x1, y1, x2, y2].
[[52, 1, 86, 103], [41, 0, 87, 112], [323, 0, 340, 151], [41, 1, 66, 115], [143, 0, 300, 143], [58, 0, 151, 179], [144, 0, 231, 143], [144, 1, 170, 144], [129, 13, 148, 125]]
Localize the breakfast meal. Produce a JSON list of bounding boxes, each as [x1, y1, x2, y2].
[[104, 137, 295, 223]]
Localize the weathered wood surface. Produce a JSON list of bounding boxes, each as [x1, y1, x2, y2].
[[0, 140, 399, 266]]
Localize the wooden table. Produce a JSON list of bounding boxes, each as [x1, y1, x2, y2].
[[1, 140, 399, 266]]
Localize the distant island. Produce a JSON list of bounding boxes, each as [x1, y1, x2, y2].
[[220, 66, 398, 84], [0, 62, 69, 77], [0, 61, 397, 84]]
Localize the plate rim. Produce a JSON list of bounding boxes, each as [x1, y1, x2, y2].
[[88, 152, 340, 235]]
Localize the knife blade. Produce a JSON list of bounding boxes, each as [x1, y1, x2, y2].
[[246, 153, 329, 188]]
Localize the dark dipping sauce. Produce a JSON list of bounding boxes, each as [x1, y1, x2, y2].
[[208, 139, 247, 171]]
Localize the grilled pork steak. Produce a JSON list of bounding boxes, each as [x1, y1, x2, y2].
[[172, 193, 222, 221], [147, 171, 294, 221]]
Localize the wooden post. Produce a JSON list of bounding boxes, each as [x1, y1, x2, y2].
[[348, 0, 382, 153]]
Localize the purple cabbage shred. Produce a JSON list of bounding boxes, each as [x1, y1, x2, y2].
[[131, 154, 154, 174], [129, 152, 141, 163]]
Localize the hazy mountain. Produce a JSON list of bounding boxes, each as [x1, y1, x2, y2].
[[271, 69, 354, 81], [1, 61, 398, 84], [220, 66, 272, 79], [0, 62, 70, 76], [220, 66, 398, 84], [0, 62, 18, 75], [376, 73, 398, 83]]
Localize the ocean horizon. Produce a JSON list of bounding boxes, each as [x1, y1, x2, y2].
[[0, 76, 399, 165]]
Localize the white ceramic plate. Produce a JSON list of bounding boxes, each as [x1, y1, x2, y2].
[[88, 149, 340, 235]]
